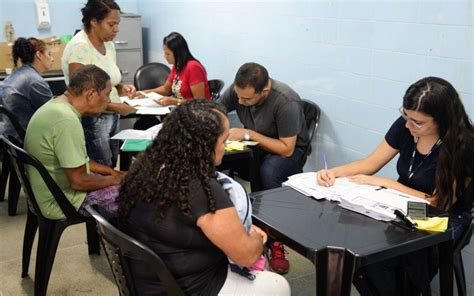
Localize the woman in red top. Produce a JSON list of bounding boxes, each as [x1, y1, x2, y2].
[[142, 32, 210, 106]]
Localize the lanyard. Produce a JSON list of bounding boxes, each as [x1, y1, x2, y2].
[[407, 137, 442, 180]]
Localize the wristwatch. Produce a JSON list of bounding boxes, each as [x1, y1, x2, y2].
[[244, 129, 251, 141]]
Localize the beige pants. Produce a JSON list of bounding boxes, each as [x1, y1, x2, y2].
[[218, 267, 291, 296]]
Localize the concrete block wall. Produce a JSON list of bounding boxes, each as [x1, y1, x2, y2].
[[136, 1, 472, 293]]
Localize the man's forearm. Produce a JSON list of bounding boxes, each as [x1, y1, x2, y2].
[[248, 130, 295, 157]]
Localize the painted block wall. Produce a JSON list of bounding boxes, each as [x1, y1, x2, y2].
[[0, 0, 138, 41], [135, 1, 472, 294]]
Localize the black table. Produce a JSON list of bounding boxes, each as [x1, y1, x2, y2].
[[251, 186, 453, 296]]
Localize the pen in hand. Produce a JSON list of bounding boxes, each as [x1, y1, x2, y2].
[[323, 153, 328, 170]]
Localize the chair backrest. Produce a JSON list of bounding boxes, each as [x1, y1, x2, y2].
[[133, 63, 171, 91], [300, 99, 321, 168], [85, 205, 184, 296], [208, 79, 225, 101], [0, 104, 26, 140], [0, 136, 81, 220]]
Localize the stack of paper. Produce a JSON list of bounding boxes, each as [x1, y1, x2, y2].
[[284, 172, 429, 221], [120, 93, 171, 115], [111, 123, 163, 140], [283, 173, 375, 201], [340, 187, 429, 221]]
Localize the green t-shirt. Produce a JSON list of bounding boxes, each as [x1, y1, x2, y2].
[[25, 99, 89, 220]]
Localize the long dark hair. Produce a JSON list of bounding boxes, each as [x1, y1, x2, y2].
[[12, 37, 46, 68], [403, 76, 474, 210], [81, 0, 121, 31], [163, 32, 201, 72], [117, 99, 227, 221]]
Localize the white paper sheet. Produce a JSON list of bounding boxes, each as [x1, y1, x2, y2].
[[112, 123, 163, 140]]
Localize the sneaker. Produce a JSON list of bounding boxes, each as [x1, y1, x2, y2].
[[269, 241, 289, 274]]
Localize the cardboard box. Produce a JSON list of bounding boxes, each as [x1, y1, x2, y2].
[[0, 37, 66, 73], [0, 42, 14, 73]]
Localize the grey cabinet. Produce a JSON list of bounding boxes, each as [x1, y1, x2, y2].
[[115, 13, 143, 84]]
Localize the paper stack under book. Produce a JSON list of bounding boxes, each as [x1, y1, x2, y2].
[[112, 123, 163, 152], [283, 172, 429, 221]]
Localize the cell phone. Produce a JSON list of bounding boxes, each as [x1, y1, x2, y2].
[[407, 201, 428, 219]]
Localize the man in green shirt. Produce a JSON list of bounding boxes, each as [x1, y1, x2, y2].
[[25, 65, 124, 220]]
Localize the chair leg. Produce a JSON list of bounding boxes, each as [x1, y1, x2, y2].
[[0, 153, 11, 202], [453, 252, 466, 296], [34, 222, 66, 296], [7, 168, 21, 216], [22, 209, 38, 278], [86, 220, 101, 255]]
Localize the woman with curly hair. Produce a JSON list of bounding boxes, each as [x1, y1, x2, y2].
[[317, 77, 473, 295], [117, 99, 290, 295], [0, 37, 54, 138]]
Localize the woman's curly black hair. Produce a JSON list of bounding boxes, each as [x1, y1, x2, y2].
[[117, 99, 228, 221]]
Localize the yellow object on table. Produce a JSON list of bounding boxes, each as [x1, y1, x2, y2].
[[225, 141, 246, 151], [414, 217, 448, 233]]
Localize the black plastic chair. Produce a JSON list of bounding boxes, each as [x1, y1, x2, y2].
[[0, 136, 100, 296], [453, 200, 473, 296], [0, 103, 26, 215], [85, 205, 184, 296], [298, 99, 321, 170], [208, 79, 225, 101], [133, 63, 171, 91]]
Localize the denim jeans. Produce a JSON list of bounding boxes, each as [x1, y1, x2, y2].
[[258, 147, 304, 190], [82, 113, 120, 168]]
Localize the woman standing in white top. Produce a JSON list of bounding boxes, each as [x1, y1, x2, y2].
[[62, 0, 135, 167]]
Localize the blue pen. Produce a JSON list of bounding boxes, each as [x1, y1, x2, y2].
[[323, 153, 328, 170]]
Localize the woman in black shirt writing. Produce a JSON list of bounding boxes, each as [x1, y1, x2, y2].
[[317, 76, 473, 295]]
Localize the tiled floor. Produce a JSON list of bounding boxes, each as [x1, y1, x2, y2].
[[0, 183, 363, 295]]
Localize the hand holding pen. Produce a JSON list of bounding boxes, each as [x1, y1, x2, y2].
[[316, 153, 336, 187]]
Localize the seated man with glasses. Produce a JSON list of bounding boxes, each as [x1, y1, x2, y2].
[[219, 62, 308, 191], [219, 62, 309, 274]]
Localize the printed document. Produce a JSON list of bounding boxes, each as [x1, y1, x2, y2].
[[112, 123, 163, 140], [284, 172, 429, 221]]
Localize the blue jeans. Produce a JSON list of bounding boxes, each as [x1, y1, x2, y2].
[[82, 113, 120, 168], [359, 211, 472, 296], [258, 147, 304, 190]]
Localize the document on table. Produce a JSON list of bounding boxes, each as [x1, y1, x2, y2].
[[283, 172, 429, 221], [340, 187, 429, 221], [112, 123, 163, 140], [120, 92, 163, 107], [120, 93, 171, 115], [283, 173, 375, 201]]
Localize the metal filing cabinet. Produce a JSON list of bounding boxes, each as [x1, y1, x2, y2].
[[115, 13, 143, 84]]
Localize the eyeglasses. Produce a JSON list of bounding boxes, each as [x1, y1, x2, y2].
[[399, 107, 423, 129], [235, 87, 270, 102]]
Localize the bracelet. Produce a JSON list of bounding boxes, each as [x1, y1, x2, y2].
[[177, 99, 183, 105]]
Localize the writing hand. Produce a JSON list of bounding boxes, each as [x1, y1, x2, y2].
[[316, 169, 335, 187], [121, 84, 136, 98], [155, 96, 178, 106]]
